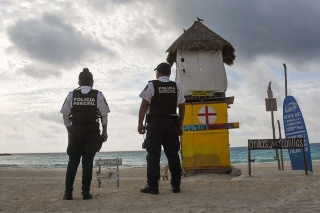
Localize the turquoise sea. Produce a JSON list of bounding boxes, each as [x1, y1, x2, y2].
[[1, 143, 320, 169]]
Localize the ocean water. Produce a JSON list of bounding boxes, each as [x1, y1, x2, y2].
[[1, 143, 320, 169]]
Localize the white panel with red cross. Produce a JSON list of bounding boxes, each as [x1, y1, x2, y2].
[[197, 106, 217, 124]]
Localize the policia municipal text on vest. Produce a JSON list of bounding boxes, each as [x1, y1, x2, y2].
[[71, 89, 101, 124]]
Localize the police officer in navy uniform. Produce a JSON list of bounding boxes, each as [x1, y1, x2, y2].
[[138, 62, 185, 194], [60, 68, 110, 200]]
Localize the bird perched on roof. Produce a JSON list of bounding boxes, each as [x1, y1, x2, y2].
[[197, 17, 204, 22]]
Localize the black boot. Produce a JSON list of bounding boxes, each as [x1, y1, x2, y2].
[[82, 191, 93, 200], [172, 186, 181, 193], [140, 185, 159, 194], [63, 191, 73, 200]]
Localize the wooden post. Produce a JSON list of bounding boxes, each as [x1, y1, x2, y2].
[[248, 147, 251, 176], [117, 164, 120, 187], [302, 145, 308, 175], [277, 120, 284, 170], [283, 63, 287, 97], [271, 99, 281, 170]]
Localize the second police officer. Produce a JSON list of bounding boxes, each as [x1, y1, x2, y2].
[[60, 68, 110, 200], [138, 62, 185, 194]]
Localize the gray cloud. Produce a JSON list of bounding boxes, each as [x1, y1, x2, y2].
[[18, 63, 61, 78], [223, 1, 320, 65], [7, 13, 107, 67], [39, 112, 62, 124], [165, 0, 320, 69], [86, 0, 135, 12]]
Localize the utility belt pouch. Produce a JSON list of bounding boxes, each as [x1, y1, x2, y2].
[[175, 115, 181, 128]]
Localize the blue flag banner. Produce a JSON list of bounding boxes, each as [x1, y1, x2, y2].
[[283, 96, 312, 172]]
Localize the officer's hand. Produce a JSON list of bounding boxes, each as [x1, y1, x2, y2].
[[100, 133, 108, 142], [178, 126, 183, 136], [138, 124, 145, 134]]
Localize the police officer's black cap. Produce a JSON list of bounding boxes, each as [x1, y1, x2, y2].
[[154, 62, 171, 74]]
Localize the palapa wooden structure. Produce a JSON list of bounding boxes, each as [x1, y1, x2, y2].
[[166, 21, 236, 66]]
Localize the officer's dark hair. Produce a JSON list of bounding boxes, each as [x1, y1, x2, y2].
[[79, 68, 93, 86]]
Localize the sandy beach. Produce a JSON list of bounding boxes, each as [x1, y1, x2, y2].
[[0, 162, 320, 213]]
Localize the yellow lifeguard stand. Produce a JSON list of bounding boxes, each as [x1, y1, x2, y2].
[[181, 98, 238, 173], [166, 20, 238, 174]]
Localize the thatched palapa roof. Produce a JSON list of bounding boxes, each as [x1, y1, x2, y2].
[[166, 21, 236, 66]]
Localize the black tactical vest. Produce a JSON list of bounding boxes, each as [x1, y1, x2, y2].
[[149, 80, 177, 115], [71, 89, 99, 123]]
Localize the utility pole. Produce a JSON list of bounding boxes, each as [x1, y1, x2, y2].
[[281, 63, 288, 170], [283, 63, 287, 97], [265, 81, 281, 170]]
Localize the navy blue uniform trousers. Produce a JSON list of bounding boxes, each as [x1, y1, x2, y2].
[[65, 123, 100, 192], [145, 116, 182, 188]]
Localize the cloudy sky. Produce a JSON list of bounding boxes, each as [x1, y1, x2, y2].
[[0, 0, 319, 153]]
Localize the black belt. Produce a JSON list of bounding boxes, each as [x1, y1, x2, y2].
[[72, 121, 98, 125], [150, 114, 177, 117]]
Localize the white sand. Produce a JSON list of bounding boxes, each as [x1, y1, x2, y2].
[[0, 162, 320, 213]]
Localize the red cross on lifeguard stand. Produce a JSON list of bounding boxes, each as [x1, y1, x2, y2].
[[197, 106, 217, 124]]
